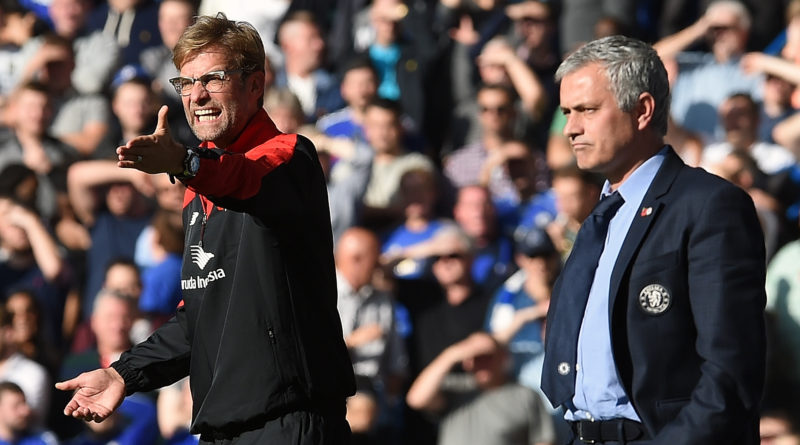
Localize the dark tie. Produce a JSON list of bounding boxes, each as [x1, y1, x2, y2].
[[541, 191, 625, 407]]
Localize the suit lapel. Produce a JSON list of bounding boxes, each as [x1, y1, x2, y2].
[[608, 147, 685, 314]]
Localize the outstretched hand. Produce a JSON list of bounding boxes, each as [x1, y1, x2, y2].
[[55, 367, 126, 423], [117, 105, 186, 175]]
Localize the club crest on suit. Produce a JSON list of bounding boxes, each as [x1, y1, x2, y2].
[[638, 283, 671, 315]]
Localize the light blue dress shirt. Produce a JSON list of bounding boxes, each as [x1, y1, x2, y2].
[[566, 148, 667, 421]]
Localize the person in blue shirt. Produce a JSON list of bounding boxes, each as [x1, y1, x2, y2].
[[0, 381, 57, 445], [485, 226, 560, 392], [65, 394, 159, 445]]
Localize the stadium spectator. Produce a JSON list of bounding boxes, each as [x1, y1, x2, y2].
[[655, 0, 763, 142], [0, 81, 79, 223], [85, 0, 161, 67], [67, 160, 152, 320], [0, 381, 57, 445], [275, 11, 342, 121], [406, 331, 555, 445], [20, 34, 111, 156], [361, 98, 434, 230], [47, 0, 120, 95], [0, 301, 50, 427]]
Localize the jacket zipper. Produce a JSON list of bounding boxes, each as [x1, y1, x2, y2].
[[199, 212, 207, 247], [267, 326, 286, 386]]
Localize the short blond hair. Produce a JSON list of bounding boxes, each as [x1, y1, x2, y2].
[[172, 12, 265, 75]]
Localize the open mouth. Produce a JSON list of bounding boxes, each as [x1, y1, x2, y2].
[[195, 108, 221, 122]]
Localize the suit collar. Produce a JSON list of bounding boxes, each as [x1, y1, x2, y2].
[[608, 146, 685, 312]]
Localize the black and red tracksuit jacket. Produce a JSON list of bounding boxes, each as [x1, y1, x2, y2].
[[111, 109, 356, 436]]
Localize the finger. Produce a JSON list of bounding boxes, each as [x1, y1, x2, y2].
[[55, 378, 79, 391], [154, 105, 170, 135], [125, 134, 158, 148]]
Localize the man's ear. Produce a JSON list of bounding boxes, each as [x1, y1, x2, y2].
[[636, 92, 656, 131], [248, 71, 266, 98]]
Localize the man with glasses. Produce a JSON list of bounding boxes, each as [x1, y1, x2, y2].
[[444, 84, 520, 204], [56, 13, 356, 445]]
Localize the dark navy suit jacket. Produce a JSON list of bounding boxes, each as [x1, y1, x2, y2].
[[544, 147, 766, 444]]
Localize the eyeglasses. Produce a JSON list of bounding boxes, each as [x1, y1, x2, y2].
[[169, 69, 243, 96]]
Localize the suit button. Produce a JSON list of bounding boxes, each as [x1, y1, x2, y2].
[[558, 362, 571, 375], [575, 363, 581, 371]]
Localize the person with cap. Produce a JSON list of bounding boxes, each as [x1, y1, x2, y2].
[[541, 35, 765, 444], [486, 226, 560, 391], [55, 13, 355, 444]]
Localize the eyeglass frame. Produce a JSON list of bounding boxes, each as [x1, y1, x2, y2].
[[168, 69, 244, 96]]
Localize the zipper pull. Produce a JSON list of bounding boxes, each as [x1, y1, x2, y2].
[[199, 212, 208, 248]]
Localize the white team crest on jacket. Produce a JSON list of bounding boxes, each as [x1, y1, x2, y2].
[[638, 283, 671, 315], [190, 244, 215, 269], [190, 212, 200, 226]]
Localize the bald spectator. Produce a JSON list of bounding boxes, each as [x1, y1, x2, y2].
[[335, 227, 407, 439], [336, 227, 407, 382], [275, 11, 342, 121], [60, 290, 159, 445], [655, 0, 763, 142], [68, 289, 134, 372]]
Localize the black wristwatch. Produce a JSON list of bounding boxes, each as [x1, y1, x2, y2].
[[169, 147, 200, 183]]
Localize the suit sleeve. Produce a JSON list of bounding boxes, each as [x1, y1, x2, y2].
[[111, 306, 191, 394], [651, 184, 766, 444]]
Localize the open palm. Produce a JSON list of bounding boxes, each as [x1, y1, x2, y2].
[[55, 367, 126, 422]]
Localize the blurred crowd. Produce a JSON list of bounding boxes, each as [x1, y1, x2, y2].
[[1, 0, 800, 444]]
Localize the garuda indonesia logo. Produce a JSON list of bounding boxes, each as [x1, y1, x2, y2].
[[190, 245, 215, 269]]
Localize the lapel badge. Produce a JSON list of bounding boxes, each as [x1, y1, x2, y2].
[[557, 362, 571, 375], [638, 283, 671, 315], [640, 207, 653, 217]]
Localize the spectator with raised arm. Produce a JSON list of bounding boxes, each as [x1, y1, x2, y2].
[[654, 0, 762, 142], [406, 332, 555, 445]]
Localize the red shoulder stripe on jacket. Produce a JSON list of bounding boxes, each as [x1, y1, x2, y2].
[[184, 133, 297, 201]]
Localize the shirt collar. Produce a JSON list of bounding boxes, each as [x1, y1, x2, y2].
[[602, 146, 669, 206]]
